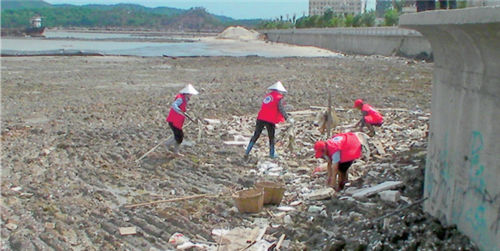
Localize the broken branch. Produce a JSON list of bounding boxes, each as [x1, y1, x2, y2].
[[372, 197, 428, 222], [124, 194, 216, 208], [276, 234, 286, 250], [135, 121, 193, 162]]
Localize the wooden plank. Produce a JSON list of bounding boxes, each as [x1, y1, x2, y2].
[[310, 105, 411, 112], [352, 181, 403, 199], [372, 140, 386, 155], [287, 110, 318, 115], [276, 234, 286, 250], [124, 194, 215, 208], [223, 141, 248, 146]]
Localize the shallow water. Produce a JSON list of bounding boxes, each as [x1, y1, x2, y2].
[[1, 30, 341, 58]]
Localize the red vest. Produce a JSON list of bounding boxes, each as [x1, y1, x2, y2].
[[362, 104, 383, 125], [326, 132, 362, 163], [166, 94, 187, 129], [257, 91, 285, 124]]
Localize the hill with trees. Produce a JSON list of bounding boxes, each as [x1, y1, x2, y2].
[[1, 0, 51, 9], [0, 0, 261, 31]]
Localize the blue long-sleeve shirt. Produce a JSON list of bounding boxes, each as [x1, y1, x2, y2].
[[171, 98, 184, 115], [278, 99, 288, 120]]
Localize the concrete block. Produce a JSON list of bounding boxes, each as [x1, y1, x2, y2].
[[400, 6, 500, 251], [262, 27, 431, 58], [306, 188, 335, 200], [378, 190, 401, 202]]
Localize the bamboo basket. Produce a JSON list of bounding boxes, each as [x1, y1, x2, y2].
[[255, 181, 286, 205], [233, 188, 264, 213]]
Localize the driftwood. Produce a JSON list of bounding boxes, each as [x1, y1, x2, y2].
[[124, 193, 215, 208], [372, 197, 428, 222], [310, 105, 347, 111], [135, 120, 194, 162], [288, 110, 319, 116], [310, 105, 412, 113], [239, 226, 267, 251], [135, 137, 171, 163], [276, 234, 286, 250]]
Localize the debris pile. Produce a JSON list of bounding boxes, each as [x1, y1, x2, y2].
[[1, 56, 478, 250]]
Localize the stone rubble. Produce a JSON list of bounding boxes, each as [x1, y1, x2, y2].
[[0, 55, 479, 250]]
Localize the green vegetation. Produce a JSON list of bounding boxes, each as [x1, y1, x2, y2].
[[3, 0, 429, 31], [2, 5, 172, 28], [256, 0, 420, 30], [259, 10, 378, 29], [384, 9, 399, 26], [1, 0, 261, 30], [457, 0, 468, 8]]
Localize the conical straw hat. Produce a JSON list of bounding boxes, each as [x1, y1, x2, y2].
[[267, 81, 287, 93], [179, 84, 199, 95]]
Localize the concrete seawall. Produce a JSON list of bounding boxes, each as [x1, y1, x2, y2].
[[400, 6, 500, 251], [261, 27, 432, 59]]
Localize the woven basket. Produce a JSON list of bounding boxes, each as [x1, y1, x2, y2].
[[233, 188, 264, 213], [255, 181, 286, 205]]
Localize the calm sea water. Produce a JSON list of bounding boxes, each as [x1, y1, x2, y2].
[[1, 30, 340, 58], [1, 31, 213, 57]]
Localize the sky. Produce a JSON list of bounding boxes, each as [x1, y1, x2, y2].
[[43, 0, 310, 20]]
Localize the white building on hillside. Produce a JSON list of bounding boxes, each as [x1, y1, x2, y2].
[[309, 0, 372, 16]]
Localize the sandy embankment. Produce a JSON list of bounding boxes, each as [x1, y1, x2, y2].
[[203, 26, 342, 57]]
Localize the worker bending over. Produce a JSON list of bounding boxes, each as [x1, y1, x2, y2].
[[353, 99, 383, 137], [314, 132, 365, 191]]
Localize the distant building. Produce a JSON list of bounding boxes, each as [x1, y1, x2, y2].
[[30, 15, 42, 28], [309, 0, 368, 16]]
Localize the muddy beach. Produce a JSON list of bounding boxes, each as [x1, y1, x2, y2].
[[1, 55, 478, 250]]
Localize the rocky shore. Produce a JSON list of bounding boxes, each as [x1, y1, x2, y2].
[[1, 55, 478, 250]]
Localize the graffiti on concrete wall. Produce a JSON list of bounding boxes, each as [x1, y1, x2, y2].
[[464, 131, 499, 236], [425, 132, 452, 220], [426, 130, 500, 247]]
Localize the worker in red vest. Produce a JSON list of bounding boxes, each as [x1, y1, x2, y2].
[[244, 81, 293, 159], [165, 84, 199, 156], [314, 132, 365, 191], [353, 99, 383, 137]]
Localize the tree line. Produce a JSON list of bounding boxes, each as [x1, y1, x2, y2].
[[0, 4, 260, 30], [257, 9, 400, 30], [256, 0, 468, 30]]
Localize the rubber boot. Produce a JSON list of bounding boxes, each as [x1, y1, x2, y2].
[[270, 144, 278, 159], [244, 141, 255, 159]]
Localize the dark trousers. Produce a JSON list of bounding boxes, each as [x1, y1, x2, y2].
[[249, 119, 275, 146], [338, 161, 354, 190], [168, 122, 184, 144]]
